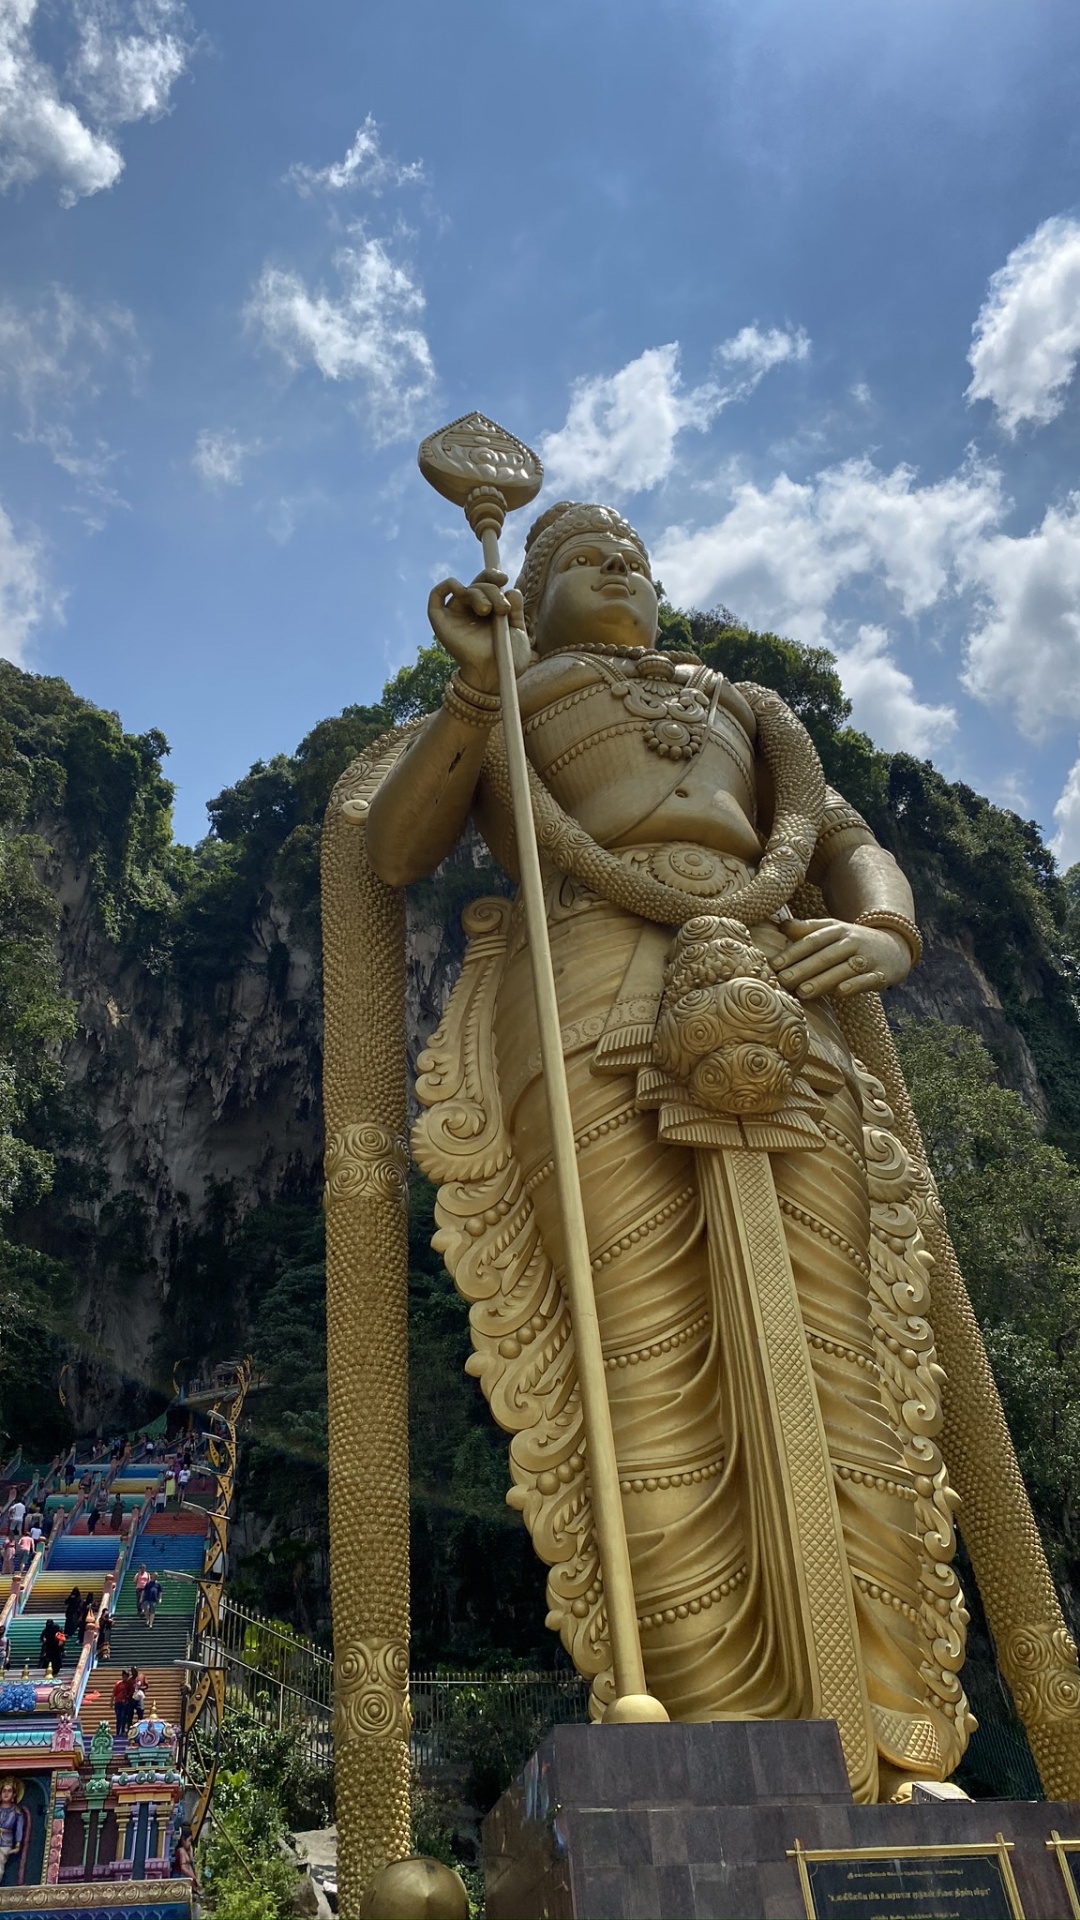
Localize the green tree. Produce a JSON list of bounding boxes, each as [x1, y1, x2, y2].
[[382, 642, 455, 725], [895, 1018, 1080, 1577], [197, 1702, 335, 1917]]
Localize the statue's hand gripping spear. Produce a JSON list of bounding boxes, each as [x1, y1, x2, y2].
[[419, 413, 667, 1724]]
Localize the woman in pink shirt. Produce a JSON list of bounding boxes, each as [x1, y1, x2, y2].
[[134, 1565, 150, 1616]]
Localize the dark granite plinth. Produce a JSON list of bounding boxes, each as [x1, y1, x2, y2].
[[482, 1720, 1080, 1919]]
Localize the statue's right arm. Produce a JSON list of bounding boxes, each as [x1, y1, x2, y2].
[[365, 573, 530, 888], [365, 705, 491, 886]]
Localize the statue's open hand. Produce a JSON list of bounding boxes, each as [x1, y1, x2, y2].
[[774, 918, 911, 1000], [428, 572, 531, 696]]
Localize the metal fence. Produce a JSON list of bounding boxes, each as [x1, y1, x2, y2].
[[213, 1599, 333, 1708], [409, 1669, 589, 1780], [206, 1604, 591, 1785], [958, 1660, 1043, 1800]]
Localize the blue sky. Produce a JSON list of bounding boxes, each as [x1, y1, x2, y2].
[[3, 0, 1080, 859]]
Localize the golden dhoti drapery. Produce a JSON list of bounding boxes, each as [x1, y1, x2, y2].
[[413, 877, 971, 1799]]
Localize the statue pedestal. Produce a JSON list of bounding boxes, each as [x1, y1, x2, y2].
[[482, 1720, 1080, 1918]]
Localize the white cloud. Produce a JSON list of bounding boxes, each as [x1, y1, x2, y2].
[[541, 345, 723, 496], [652, 456, 1002, 643], [69, 0, 189, 126], [718, 323, 810, 382], [28, 423, 125, 529], [0, 287, 136, 416], [961, 494, 1080, 736], [967, 216, 1080, 435], [0, 0, 193, 204], [832, 624, 957, 757], [193, 428, 251, 489], [246, 232, 435, 443], [1050, 749, 1080, 869], [287, 115, 423, 196], [0, 502, 49, 662], [541, 329, 808, 500], [0, 289, 136, 524]]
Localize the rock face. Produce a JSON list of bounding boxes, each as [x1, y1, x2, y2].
[[40, 825, 479, 1422], [891, 923, 1049, 1121], [37, 823, 1047, 1423]]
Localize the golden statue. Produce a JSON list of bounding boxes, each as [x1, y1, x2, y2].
[[321, 416, 1080, 1911]]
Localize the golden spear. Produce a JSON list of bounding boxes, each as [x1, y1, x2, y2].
[[418, 413, 666, 1723]]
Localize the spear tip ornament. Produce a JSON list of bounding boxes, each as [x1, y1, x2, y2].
[[418, 412, 544, 518]]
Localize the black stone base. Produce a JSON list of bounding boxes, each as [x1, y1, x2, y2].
[[482, 1720, 1080, 1918]]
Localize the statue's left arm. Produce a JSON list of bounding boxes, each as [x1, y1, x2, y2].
[[772, 787, 920, 1003]]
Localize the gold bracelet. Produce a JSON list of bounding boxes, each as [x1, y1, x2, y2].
[[855, 910, 923, 967], [441, 674, 501, 729]]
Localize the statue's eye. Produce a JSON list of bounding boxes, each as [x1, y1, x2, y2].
[[575, 553, 590, 565]]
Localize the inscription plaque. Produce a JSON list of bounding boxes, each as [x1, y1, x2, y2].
[[789, 1838, 1024, 1920]]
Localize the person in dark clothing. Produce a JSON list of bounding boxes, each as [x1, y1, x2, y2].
[[109, 1494, 123, 1532], [96, 1606, 112, 1662], [63, 1589, 81, 1639], [142, 1576, 162, 1627], [39, 1620, 64, 1675], [85, 1506, 99, 1535]]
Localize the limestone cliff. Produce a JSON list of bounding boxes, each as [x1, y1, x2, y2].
[[34, 823, 494, 1423]]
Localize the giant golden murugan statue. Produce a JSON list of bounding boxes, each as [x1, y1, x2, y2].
[[321, 418, 1080, 1911]]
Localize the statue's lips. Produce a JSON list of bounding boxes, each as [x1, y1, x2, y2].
[[593, 580, 634, 595]]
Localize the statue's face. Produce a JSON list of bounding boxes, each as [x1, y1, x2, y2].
[[0, 1784, 13, 1805], [533, 530, 658, 656]]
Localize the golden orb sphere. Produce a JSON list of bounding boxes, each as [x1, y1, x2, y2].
[[603, 1693, 671, 1724], [358, 1855, 470, 1920]]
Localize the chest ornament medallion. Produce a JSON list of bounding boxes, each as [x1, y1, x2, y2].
[[614, 677, 711, 761]]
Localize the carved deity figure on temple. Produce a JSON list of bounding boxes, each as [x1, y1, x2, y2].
[[0, 1776, 27, 1885], [322, 479, 1080, 1893]]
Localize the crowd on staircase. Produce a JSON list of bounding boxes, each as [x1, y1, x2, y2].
[[0, 1385, 240, 1911]]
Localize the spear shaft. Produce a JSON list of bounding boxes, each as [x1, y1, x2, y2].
[[464, 490, 657, 1712]]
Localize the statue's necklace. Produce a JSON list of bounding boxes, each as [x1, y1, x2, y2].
[[542, 646, 713, 762], [544, 643, 699, 674], [545, 639, 644, 659]]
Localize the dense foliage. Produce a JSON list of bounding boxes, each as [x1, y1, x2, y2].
[[197, 1704, 330, 1919], [222, 1178, 549, 1661], [894, 1019, 1080, 1589]]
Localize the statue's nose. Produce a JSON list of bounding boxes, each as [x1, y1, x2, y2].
[[601, 552, 630, 575]]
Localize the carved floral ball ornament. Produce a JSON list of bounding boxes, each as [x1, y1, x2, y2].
[[654, 915, 812, 1117], [1002, 1624, 1080, 1723]]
